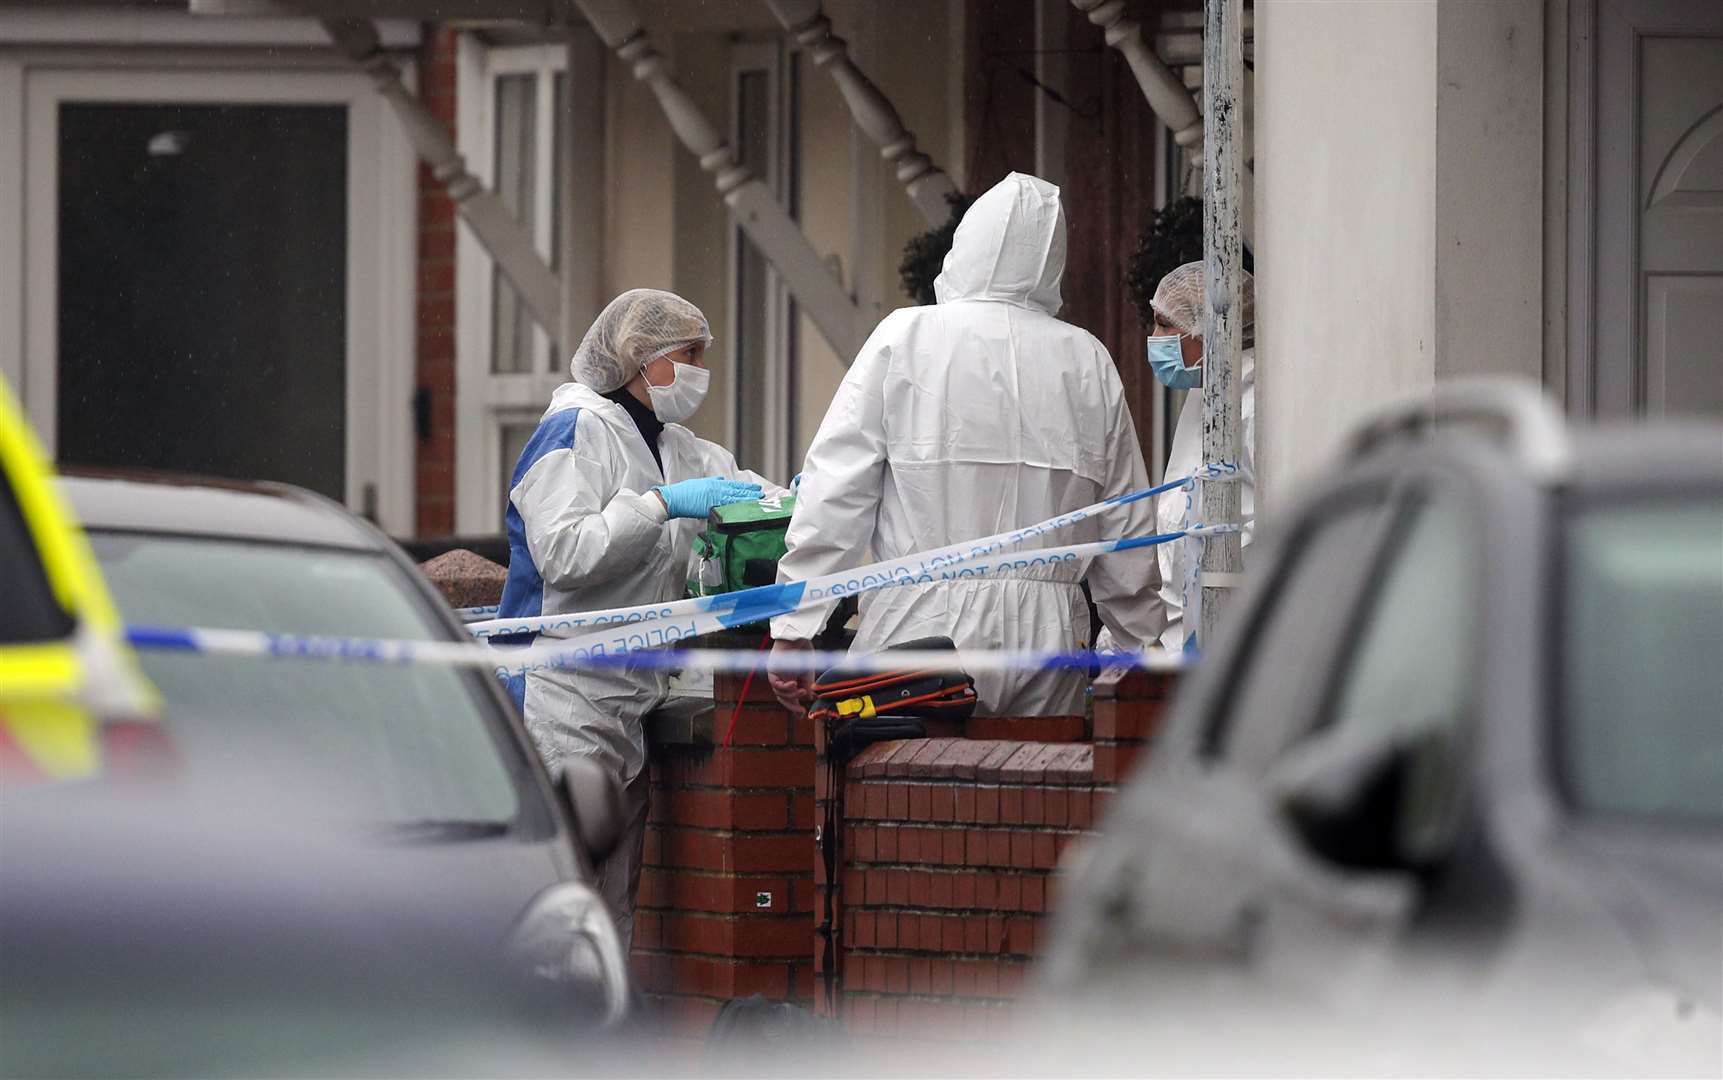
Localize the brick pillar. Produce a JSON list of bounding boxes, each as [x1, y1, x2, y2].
[[1089, 668, 1177, 789], [632, 630, 817, 1041], [414, 27, 459, 537]]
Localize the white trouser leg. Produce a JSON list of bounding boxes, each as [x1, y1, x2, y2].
[[593, 768, 650, 955]]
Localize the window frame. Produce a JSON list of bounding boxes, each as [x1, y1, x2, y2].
[[454, 32, 604, 534], [4, 57, 418, 535], [1303, 477, 1485, 865], [726, 38, 800, 481], [1546, 483, 1723, 829]]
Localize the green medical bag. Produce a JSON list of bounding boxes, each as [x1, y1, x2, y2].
[[689, 495, 796, 597]]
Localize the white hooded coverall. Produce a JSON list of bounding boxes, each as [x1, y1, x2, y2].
[[770, 172, 1164, 716]]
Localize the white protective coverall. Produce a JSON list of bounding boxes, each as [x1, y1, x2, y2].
[[770, 172, 1163, 716], [504, 380, 779, 782], [1155, 353, 1255, 650]]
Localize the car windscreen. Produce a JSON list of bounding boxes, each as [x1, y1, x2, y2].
[[1558, 494, 1723, 825], [88, 531, 523, 832]]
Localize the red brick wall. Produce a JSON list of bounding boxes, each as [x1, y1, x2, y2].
[[1091, 667, 1177, 785], [628, 644, 1175, 1045], [632, 640, 818, 1042], [832, 669, 1175, 1039], [415, 26, 459, 537], [838, 738, 1096, 1038]]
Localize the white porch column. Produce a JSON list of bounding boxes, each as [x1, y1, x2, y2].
[[1253, 1, 1438, 508], [764, 0, 958, 227], [573, 0, 867, 361], [320, 17, 563, 345]]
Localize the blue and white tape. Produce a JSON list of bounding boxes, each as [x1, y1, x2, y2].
[[123, 465, 1248, 680], [455, 604, 500, 623], [484, 525, 1240, 680], [465, 468, 1234, 643], [122, 527, 1235, 679], [124, 624, 1187, 680]]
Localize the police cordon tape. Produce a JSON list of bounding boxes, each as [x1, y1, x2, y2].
[[120, 626, 1187, 679], [484, 524, 1241, 679], [462, 466, 1240, 643], [122, 466, 1245, 679], [122, 523, 1237, 680]]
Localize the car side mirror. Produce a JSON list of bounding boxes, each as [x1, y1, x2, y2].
[[1269, 718, 1461, 871], [555, 758, 625, 863], [1037, 762, 1414, 993]]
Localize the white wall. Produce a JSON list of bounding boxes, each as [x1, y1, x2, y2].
[[1435, 0, 1545, 386], [1254, 0, 1438, 509]]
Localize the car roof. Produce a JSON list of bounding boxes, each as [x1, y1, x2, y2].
[[58, 470, 381, 551], [1562, 423, 1723, 493], [1359, 419, 1722, 495]]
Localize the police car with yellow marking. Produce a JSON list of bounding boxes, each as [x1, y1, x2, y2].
[[0, 378, 160, 782]]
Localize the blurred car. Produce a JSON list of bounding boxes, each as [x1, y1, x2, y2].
[[0, 788, 639, 1078], [53, 472, 633, 1031], [1042, 380, 1722, 1075], [0, 378, 159, 783]]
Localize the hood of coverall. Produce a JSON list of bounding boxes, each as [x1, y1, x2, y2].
[[933, 171, 1066, 315]]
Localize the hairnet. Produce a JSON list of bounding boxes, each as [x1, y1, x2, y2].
[[569, 288, 714, 392], [1149, 262, 1256, 349]]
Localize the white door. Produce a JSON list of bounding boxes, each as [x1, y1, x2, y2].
[[1595, 0, 1723, 418], [0, 59, 416, 532]]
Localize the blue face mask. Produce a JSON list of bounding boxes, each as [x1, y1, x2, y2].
[[1147, 333, 1203, 390]]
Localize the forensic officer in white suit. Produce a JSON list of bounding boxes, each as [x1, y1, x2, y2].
[[768, 173, 1164, 718], [498, 288, 784, 948]]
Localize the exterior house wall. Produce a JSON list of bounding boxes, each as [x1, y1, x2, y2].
[[602, 51, 678, 314], [416, 26, 460, 537], [592, 1, 957, 475], [1255, 1, 1557, 511], [1254, 0, 1439, 508], [1435, 1, 1546, 391], [667, 34, 734, 450]]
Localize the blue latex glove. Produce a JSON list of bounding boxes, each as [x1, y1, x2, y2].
[[654, 476, 763, 520]]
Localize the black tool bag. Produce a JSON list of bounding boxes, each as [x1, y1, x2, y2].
[[808, 636, 978, 764]]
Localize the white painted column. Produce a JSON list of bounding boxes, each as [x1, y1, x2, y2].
[[574, 0, 866, 361], [1253, 1, 1438, 508]]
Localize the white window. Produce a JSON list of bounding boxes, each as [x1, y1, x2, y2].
[[728, 41, 800, 481], [454, 33, 601, 533]]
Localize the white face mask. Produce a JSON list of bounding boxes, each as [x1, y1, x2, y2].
[[642, 358, 710, 423]]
